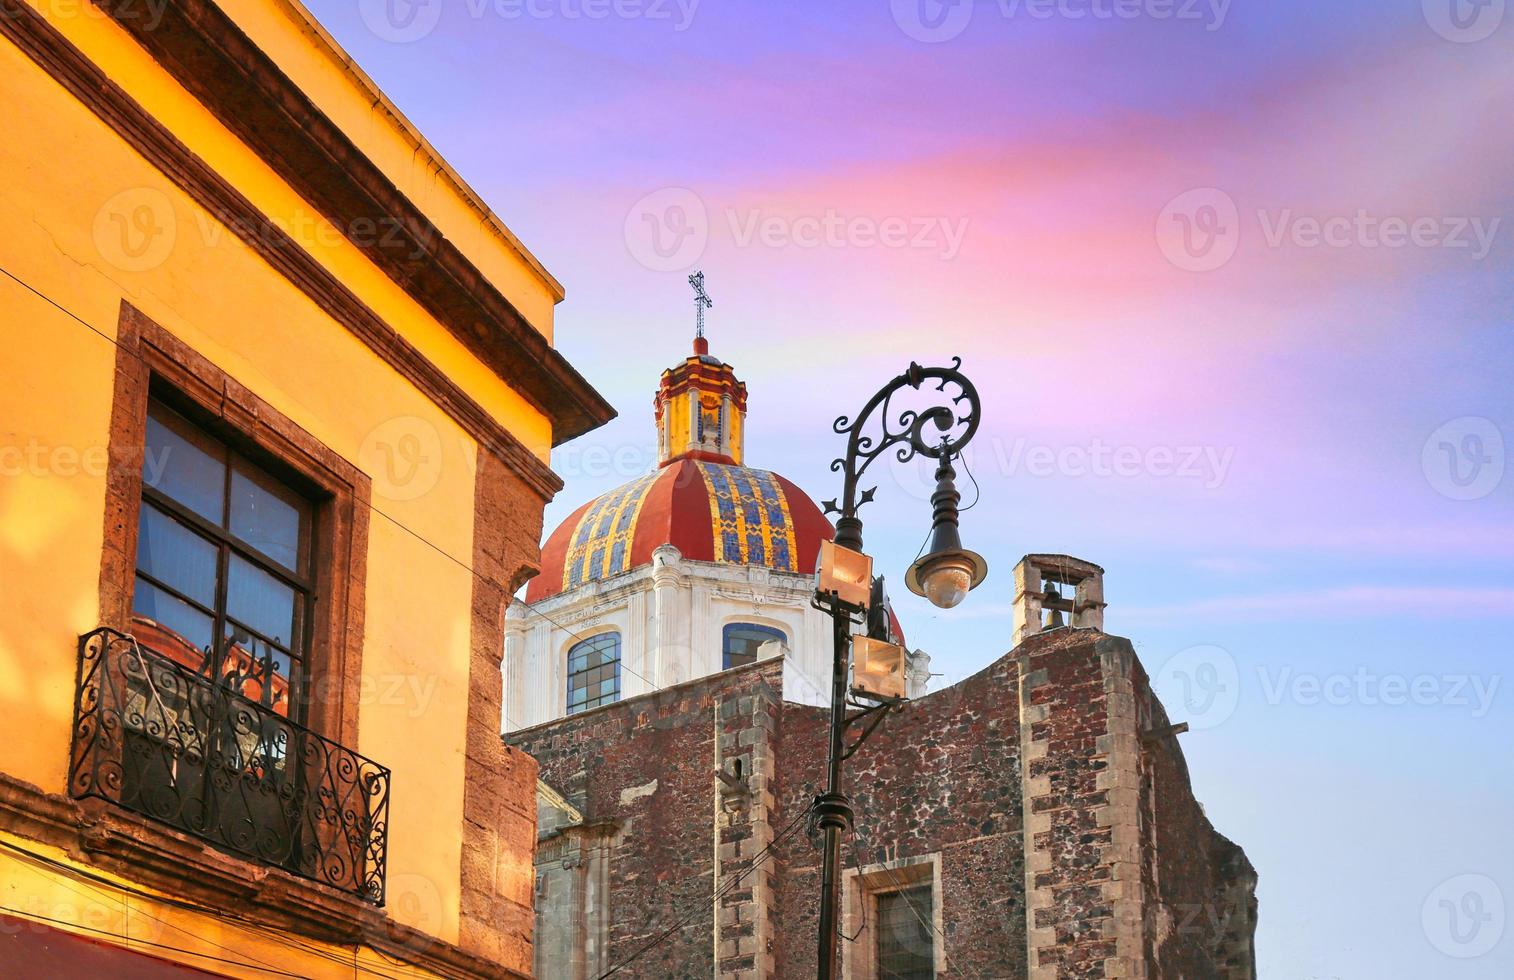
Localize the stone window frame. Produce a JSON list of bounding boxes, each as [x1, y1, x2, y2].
[[841, 852, 945, 980], [100, 301, 371, 748]]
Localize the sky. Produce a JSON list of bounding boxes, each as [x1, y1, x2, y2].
[[308, 0, 1514, 974]]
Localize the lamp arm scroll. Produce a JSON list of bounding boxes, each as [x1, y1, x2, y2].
[[824, 359, 981, 551]]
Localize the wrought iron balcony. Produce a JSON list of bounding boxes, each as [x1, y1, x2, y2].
[[69, 627, 391, 904]]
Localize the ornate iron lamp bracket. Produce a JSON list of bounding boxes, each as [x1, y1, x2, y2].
[[821, 358, 981, 551]]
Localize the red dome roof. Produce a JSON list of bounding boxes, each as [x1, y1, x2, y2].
[[527, 458, 834, 602]]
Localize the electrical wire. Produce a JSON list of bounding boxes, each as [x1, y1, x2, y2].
[[0, 903, 312, 978], [595, 799, 817, 979], [0, 259, 536, 732], [848, 815, 983, 980], [0, 837, 443, 980], [957, 448, 982, 512]]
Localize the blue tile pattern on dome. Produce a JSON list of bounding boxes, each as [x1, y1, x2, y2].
[[696, 462, 798, 572], [561, 472, 659, 591]]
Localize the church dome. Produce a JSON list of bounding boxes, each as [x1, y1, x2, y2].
[[527, 457, 834, 602], [528, 312, 836, 602]]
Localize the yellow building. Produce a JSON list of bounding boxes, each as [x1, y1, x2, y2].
[[0, 0, 612, 975]]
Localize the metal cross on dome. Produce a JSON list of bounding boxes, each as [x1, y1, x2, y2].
[[688, 269, 713, 339]]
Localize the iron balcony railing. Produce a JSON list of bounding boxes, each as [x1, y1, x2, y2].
[[69, 627, 391, 904]]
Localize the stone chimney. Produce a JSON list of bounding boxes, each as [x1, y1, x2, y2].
[[1011, 554, 1106, 647]]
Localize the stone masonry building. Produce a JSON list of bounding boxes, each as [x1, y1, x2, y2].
[[506, 333, 1257, 978]]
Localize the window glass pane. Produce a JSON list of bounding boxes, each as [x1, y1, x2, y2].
[[224, 634, 295, 718], [132, 577, 215, 658], [144, 405, 226, 524], [230, 463, 308, 573], [723, 623, 786, 670], [135, 503, 217, 608], [567, 633, 620, 714], [876, 886, 934, 979], [227, 554, 299, 652]]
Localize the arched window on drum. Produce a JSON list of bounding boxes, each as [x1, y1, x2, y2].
[[722, 623, 786, 671], [566, 633, 621, 715]]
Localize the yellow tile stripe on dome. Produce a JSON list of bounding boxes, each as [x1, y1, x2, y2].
[[696, 462, 800, 571], [561, 471, 659, 591]]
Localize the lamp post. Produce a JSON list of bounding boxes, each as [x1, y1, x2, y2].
[[812, 359, 985, 980]]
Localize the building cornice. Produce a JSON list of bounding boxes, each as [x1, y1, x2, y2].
[[0, 0, 575, 498], [520, 557, 818, 621], [92, 0, 615, 445], [0, 772, 527, 979]]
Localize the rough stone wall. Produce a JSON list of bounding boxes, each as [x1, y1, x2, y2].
[[510, 659, 786, 978], [1015, 629, 1257, 980], [1129, 660, 1258, 979], [771, 654, 1028, 978], [1017, 630, 1125, 979], [510, 630, 1255, 979]]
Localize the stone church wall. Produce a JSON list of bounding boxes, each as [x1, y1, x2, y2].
[[770, 654, 1029, 978], [511, 658, 786, 977], [509, 631, 1256, 979]]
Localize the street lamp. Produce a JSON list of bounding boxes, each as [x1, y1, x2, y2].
[[904, 452, 988, 608], [812, 359, 985, 980]]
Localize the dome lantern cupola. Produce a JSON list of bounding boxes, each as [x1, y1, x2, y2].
[[526, 275, 835, 604], [654, 337, 747, 466]]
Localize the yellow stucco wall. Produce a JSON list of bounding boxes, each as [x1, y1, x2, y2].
[[0, 829, 438, 979], [0, 1, 556, 972]]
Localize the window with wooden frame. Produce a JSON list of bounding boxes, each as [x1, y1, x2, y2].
[[99, 303, 371, 749], [83, 303, 382, 900], [133, 395, 316, 722]]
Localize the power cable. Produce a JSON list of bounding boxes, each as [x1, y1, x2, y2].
[[0, 259, 532, 731], [0, 903, 310, 978], [0, 836, 440, 980], [595, 799, 816, 979], [849, 814, 983, 980]]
